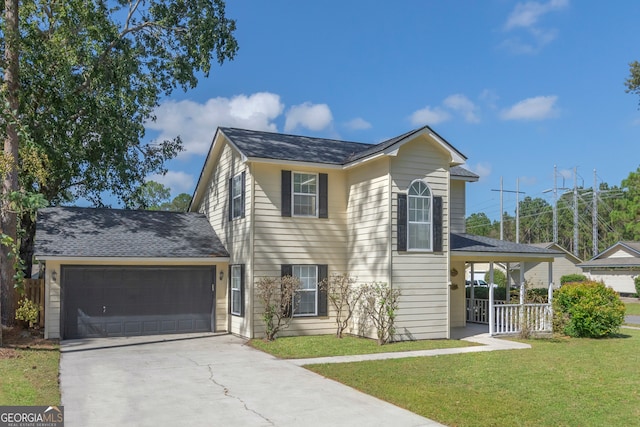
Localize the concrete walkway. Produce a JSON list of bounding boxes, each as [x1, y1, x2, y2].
[[288, 332, 531, 366]]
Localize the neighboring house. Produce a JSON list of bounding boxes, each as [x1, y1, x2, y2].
[[578, 241, 640, 295], [35, 125, 560, 340]]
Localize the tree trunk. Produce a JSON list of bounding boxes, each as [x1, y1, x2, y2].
[[19, 212, 36, 279], [1, 0, 20, 334]]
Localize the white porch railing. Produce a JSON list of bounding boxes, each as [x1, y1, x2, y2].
[[466, 283, 554, 336]]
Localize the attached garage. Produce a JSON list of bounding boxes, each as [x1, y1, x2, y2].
[[62, 266, 215, 339], [34, 207, 230, 340], [578, 241, 640, 296]]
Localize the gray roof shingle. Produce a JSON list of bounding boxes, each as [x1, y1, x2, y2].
[[451, 233, 561, 255], [34, 207, 229, 258]]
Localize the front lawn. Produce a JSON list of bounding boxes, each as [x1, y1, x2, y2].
[[249, 334, 476, 359], [624, 301, 640, 316], [307, 330, 640, 426], [0, 328, 60, 406]]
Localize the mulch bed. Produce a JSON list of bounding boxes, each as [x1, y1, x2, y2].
[[0, 326, 59, 360]]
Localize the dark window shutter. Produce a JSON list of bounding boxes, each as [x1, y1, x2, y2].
[[228, 177, 233, 221], [317, 264, 328, 316], [227, 265, 232, 314], [433, 196, 443, 252], [240, 171, 246, 218], [281, 170, 292, 217], [397, 194, 407, 251], [319, 173, 328, 218], [281, 264, 293, 317], [239, 264, 245, 317]]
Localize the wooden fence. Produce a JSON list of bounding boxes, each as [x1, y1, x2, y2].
[[15, 278, 45, 328]]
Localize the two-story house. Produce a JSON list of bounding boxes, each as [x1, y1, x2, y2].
[[35, 125, 558, 340]]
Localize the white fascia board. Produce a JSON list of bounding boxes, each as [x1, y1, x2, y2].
[[451, 175, 479, 182], [35, 256, 229, 264]]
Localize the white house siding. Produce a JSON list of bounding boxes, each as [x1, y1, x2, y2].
[[450, 180, 466, 233], [198, 140, 252, 337], [606, 248, 636, 258], [346, 157, 391, 284], [390, 137, 451, 340], [586, 270, 637, 294], [250, 162, 349, 338]]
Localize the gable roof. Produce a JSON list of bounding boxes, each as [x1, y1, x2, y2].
[[219, 125, 467, 166], [578, 240, 640, 268], [529, 242, 583, 263], [34, 207, 229, 259]]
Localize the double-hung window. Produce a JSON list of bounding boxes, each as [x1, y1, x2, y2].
[[231, 173, 244, 220], [230, 265, 243, 316], [293, 265, 318, 316], [408, 180, 432, 250], [293, 172, 317, 216]]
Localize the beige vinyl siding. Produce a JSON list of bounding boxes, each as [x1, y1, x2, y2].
[[250, 163, 348, 338], [390, 136, 450, 340], [524, 258, 580, 288], [450, 180, 466, 233], [198, 140, 252, 337], [346, 157, 391, 284], [44, 260, 61, 339]]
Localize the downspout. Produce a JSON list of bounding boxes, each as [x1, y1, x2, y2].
[[248, 162, 256, 339], [446, 167, 451, 339], [388, 158, 393, 288]]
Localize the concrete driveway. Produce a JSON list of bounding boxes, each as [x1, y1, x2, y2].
[[60, 333, 441, 427]]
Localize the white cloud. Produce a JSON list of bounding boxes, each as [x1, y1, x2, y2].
[[345, 117, 372, 131], [147, 92, 284, 156], [505, 0, 568, 30], [409, 106, 451, 126], [443, 94, 480, 123], [500, 95, 559, 121], [148, 171, 195, 195], [501, 0, 568, 54], [464, 162, 491, 180], [284, 102, 333, 132]]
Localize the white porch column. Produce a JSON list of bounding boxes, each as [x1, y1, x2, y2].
[[548, 261, 554, 289], [489, 263, 495, 336]]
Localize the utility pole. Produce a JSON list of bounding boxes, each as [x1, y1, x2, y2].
[[573, 167, 579, 258], [592, 169, 598, 257], [553, 165, 558, 243], [491, 177, 525, 242]]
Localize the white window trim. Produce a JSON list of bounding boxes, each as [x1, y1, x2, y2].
[[292, 264, 318, 316], [231, 173, 243, 220], [407, 179, 433, 252], [230, 265, 242, 316], [292, 171, 318, 217]]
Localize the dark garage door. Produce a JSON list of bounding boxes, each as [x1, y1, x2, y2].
[[62, 266, 215, 339]]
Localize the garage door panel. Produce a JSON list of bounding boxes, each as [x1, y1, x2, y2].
[[62, 266, 214, 339]]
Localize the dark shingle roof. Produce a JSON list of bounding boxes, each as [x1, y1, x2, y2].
[[34, 207, 229, 258], [220, 127, 372, 165], [220, 125, 466, 166], [450, 166, 479, 180], [578, 258, 640, 268], [451, 233, 560, 255]]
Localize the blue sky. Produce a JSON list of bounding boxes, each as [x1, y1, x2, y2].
[[145, 0, 640, 220]]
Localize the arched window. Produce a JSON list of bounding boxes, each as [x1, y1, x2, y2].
[[408, 180, 432, 250]]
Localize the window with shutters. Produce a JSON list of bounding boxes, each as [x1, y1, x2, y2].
[[292, 265, 318, 316], [293, 172, 317, 216], [408, 180, 433, 250]]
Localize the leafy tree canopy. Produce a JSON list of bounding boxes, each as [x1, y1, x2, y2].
[[0, 0, 238, 207]]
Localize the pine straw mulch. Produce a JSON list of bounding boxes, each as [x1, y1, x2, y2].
[[0, 326, 59, 359]]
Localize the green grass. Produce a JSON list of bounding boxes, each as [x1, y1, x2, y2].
[[624, 301, 640, 316], [249, 334, 476, 358], [307, 330, 640, 426], [0, 348, 60, 405]]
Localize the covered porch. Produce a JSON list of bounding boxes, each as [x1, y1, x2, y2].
[[449, 233, 560, 337]]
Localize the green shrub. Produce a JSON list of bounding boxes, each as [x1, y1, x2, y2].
[[553, 281, 625, 338], [526, 288, 549, 303], [484, 269, 507, 287], [465, 286, 507, 301], [15, 298, 39, 327], [635, 276, 640, 299], [560, 274, 588, 285]]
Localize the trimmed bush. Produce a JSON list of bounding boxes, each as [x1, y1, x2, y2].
[[553, 281, 625, 338], [465, 286, 507, 301], [635, 276, 640, 299], [560, 274, 588, 285]]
